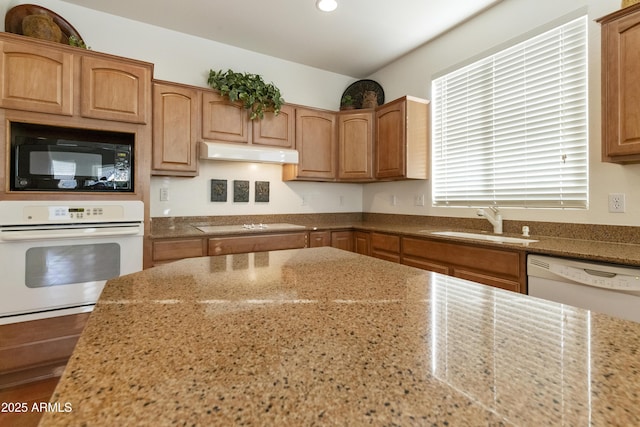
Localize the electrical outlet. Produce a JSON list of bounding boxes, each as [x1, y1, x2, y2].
[[390, 195, 397, 206], [608, 193, 625, 213], [414, 194, 425, 206], [160, 187, 169, 201]]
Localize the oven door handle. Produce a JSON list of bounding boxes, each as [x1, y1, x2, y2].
[[0, 226, 142, 241]]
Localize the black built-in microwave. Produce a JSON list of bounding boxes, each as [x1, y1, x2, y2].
[[10, 122, 134, 192]]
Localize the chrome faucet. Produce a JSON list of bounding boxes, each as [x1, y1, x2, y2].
[[477, 207, 503, 234]]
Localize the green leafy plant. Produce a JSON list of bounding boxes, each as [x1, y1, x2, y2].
[[341, 94, 354, 106], [68, 35, 90, 49], [207, 69, 284, 120]]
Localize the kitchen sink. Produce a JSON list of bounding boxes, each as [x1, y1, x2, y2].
[[427, 231, 538, 244]]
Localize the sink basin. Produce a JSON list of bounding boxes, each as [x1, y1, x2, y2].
[[428, 231, 538, 244]]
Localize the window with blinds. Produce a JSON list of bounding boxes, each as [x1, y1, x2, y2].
[[432, 16, 588, 208]]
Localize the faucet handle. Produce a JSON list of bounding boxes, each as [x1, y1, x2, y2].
[[489, 206, 500, 214]]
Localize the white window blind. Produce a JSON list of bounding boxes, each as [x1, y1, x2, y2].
[[432, 16, 588, 208]]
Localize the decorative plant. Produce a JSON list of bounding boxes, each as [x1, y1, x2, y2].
[[68, 35, 89, 49], [207, 69, 284, 120], [341, 94, 354, 107]]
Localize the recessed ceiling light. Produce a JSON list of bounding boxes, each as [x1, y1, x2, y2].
[[316, 0, 337, 12]]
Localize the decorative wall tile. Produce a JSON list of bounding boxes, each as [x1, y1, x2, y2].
[[233, 180, 250, 202], [210, 179, 227, 202], [255, 181, 270, 203]]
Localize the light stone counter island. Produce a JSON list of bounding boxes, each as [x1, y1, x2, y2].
[[40, 247, 640, 426]]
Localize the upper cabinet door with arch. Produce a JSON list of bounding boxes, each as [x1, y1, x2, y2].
[[80, 55, 152, 124], [0, 38, 73, 116], [599, 4, 640, 163], [152, 81, 200, 176], [201, 90, 250, 144], [252, 104, 295, 148]]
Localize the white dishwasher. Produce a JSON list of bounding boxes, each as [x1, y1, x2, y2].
[[527, 254, 640, 323]]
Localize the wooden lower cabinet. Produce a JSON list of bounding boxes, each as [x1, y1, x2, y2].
[[370, 232, 401, 263], [208, 233, 307, 256], [152, 238, 207, 265], [331, 231, 354, 252], [0, 313, 90, 388], [153, 233, 308, 262], [354, 231, 371, 256], [401, 236, 526, 293], [308, 230, 331, 247]]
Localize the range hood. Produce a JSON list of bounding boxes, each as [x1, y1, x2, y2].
[[199, 141, 299, 164]]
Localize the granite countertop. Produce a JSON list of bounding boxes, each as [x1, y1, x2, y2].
[[41, 247, 640, 426], [151, 217, 640, 266]]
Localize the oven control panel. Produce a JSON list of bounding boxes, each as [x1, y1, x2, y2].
[[0, 201, 144, 225], [46, 206, 112, 221]]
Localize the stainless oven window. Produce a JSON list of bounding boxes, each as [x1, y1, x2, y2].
[[25, 243, 121, 288]]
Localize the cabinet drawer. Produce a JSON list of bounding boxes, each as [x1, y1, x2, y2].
[[208, 233, 306, 256], [153, 238, 206, 262], [308, 231, 331, 247]]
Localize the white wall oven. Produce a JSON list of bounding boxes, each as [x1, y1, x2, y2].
[[0, 201, 143, 324]]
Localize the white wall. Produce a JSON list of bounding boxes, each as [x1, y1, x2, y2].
[[0, 0, 362, 218], [366, 0, 640, 227]]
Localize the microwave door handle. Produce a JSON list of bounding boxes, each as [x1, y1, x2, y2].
[[0, 226, 141, 241]]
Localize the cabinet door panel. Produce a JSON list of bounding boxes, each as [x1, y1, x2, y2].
[[354, 231, 370, 256], [0, 41, 72, 115], [602, 11, 640, 160], [290, 108, 336, 180], [252, 104, 294, 148], [331, 231, 353, 252], [338, 111, 373, 180], [201, 91, 249, 143], [152, 82, 199, 175], [370, 232, 400, 263], [375, 100, 406, 178], [81, 56, 151, 123]]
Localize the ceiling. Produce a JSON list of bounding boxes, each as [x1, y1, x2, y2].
[[61, 0, 503, 77]]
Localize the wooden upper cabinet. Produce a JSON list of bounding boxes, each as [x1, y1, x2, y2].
[[375, 96, 429, 180], [152, 81, 200, 176], [599, 4, 640, 163], [80, 56, 151, 124], [0, 39, 73, 115], [283, 107, 336, 181], [338, 110, 374, 181], [201, 90, 250, 144], [252, 104, 295, 148]]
